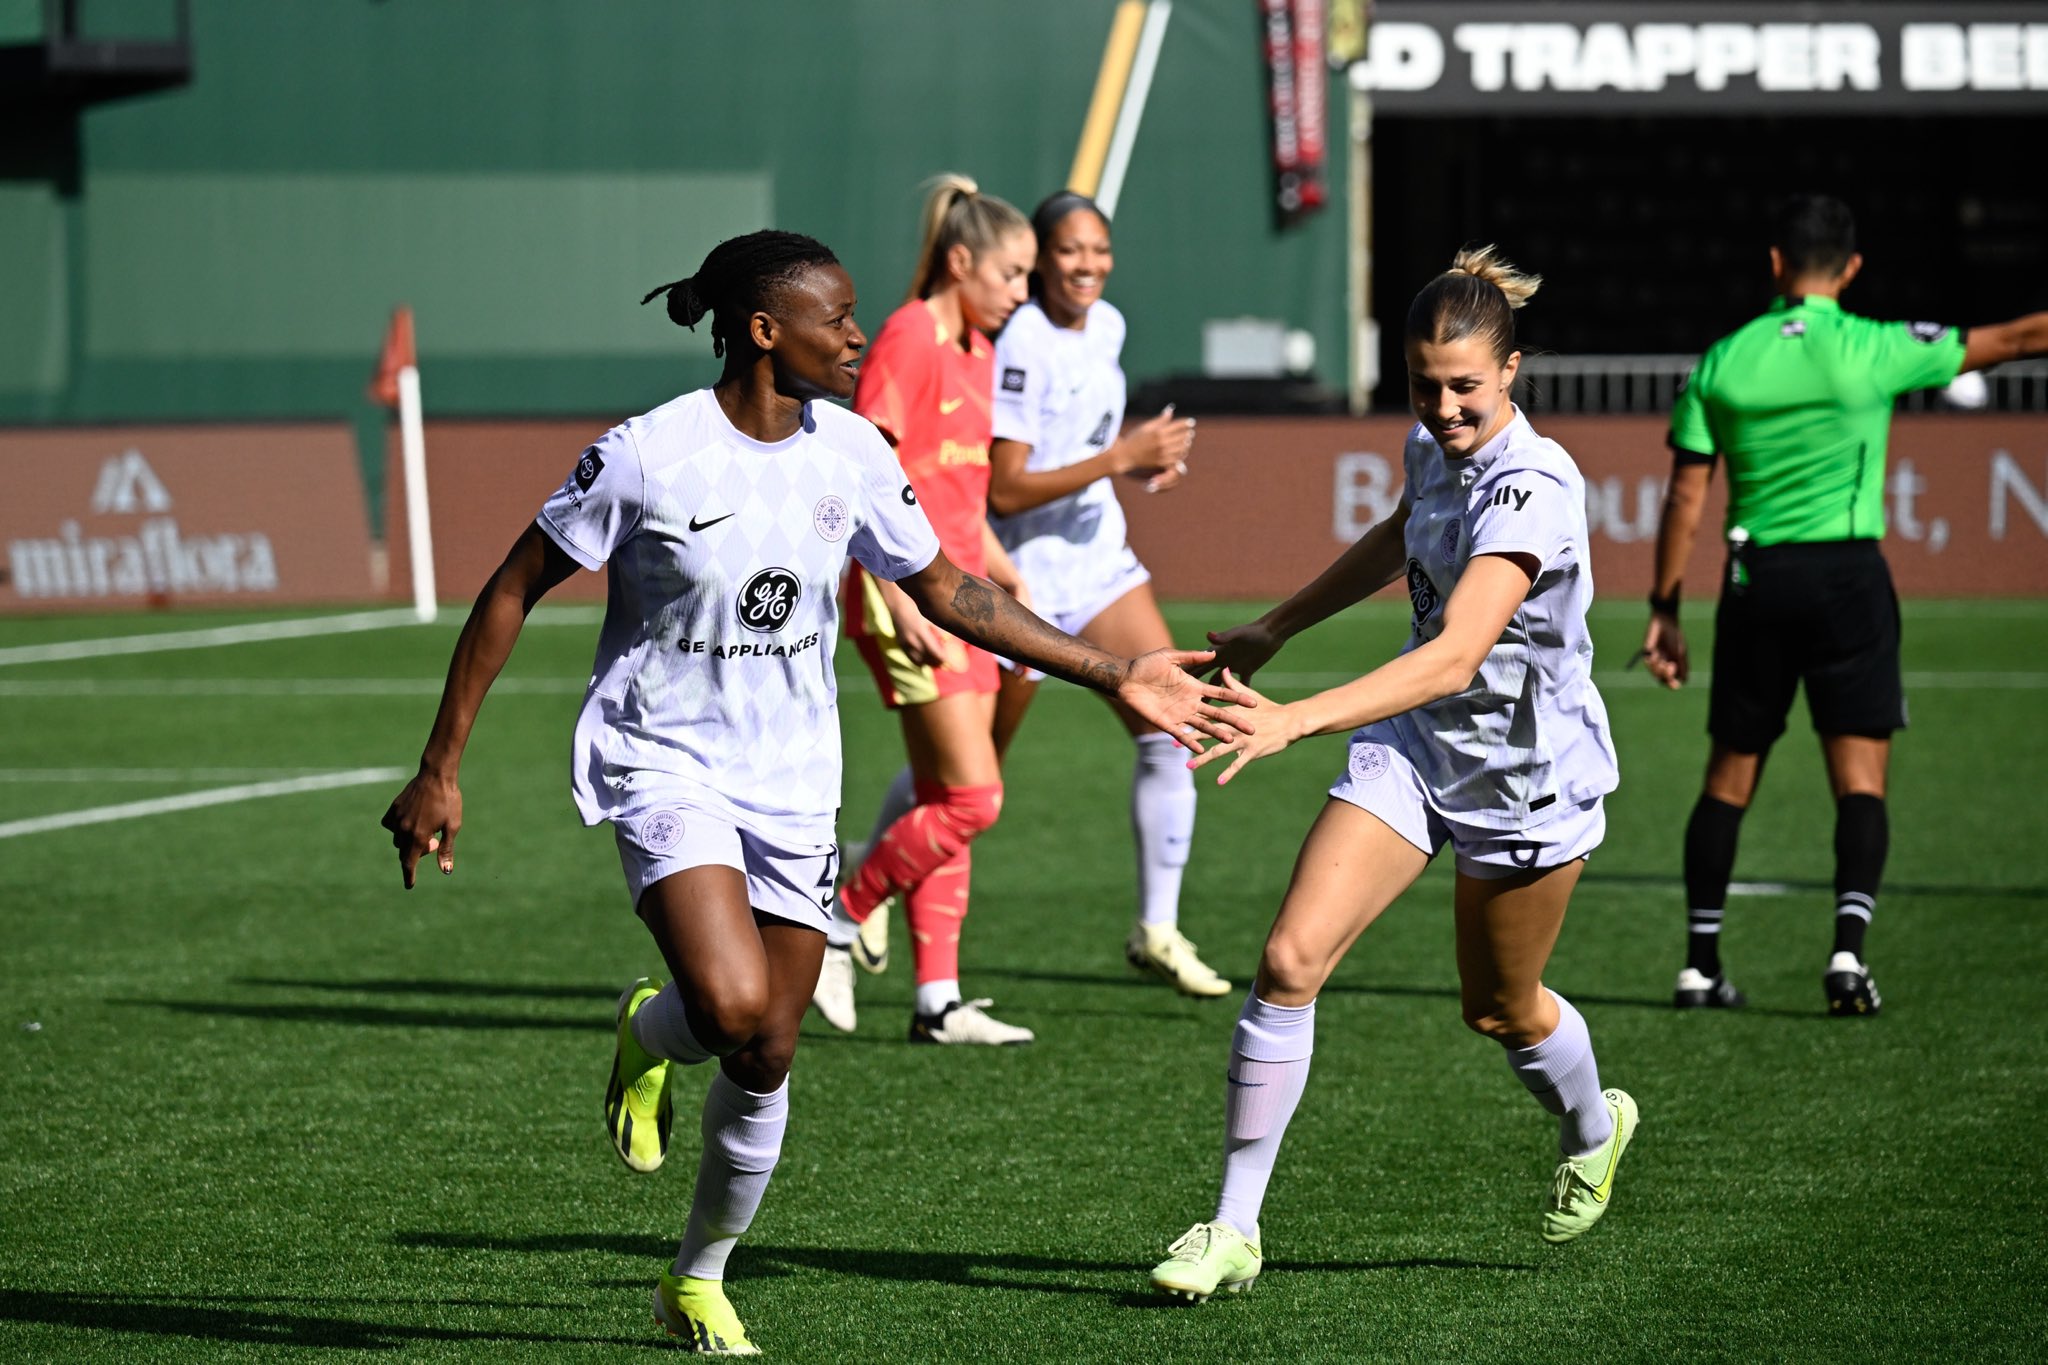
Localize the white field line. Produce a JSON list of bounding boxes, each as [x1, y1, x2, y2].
[[1, 668, 2044, 701], [1729, 881, 1795, 896], [0, 605, 605, 669], [0, 767, 408, 841], [0, 767, 354, 783]]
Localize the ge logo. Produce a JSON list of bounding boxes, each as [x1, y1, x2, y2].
[[1406, 558, 1440, 625], [737, 567, 801, 633]]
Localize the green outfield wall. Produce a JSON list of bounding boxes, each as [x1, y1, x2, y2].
[[1, 0, 1348, 445]]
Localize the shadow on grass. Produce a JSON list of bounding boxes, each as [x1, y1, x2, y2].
[[234, 977, 617, 1000], [397, 1233, 1534, 1298], [1316, 981, 1827, 1020], [111, 1000, 603, 1031], [1582, 870, 2048, 901], [0, 1288, 664, 1351]]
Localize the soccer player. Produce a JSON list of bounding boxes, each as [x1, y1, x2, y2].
[[379, 229, 1252, 1353], [1147, 248, 1635, 1302], [987, 191, 1224, 996], [837, 190, 1222, 1000], [1644, 195, 2048, 1017], [812, 176, 1043, 1045]]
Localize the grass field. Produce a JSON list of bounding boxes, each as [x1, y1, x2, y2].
[[2, 598, 2044, 1363]]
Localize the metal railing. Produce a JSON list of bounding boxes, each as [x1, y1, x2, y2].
[[1516, 355, 2048, 415]]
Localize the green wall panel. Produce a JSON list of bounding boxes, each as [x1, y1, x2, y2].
[[0, 182, 68, 398], [6, 0, 1348, 425]]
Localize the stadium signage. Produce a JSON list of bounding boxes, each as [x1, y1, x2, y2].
[[1348, 4, 2048, 112], [0, 424, 377, 611]]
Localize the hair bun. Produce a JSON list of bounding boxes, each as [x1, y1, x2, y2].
[[1449, 245, 1541, 309], [639, 276, 709, 330]]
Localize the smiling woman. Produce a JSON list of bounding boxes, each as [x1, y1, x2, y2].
[[376, 224, 1251, 1352]]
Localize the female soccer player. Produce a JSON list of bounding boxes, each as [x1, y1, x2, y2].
[[378, 229, 1251, 1353], [986, 191, 1224, 996], [1147, 248, 1635, 1302], [812, 176, 1046, 1045]]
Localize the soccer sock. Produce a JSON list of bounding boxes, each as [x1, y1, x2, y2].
[[1131, 733, 1196, 928], [841, 781, 1002, 922], [907, 845, 970, 993], [631, 980, 718, 1066], [1215, 994, 1314, 1238], [1503, 990, 1614, 1158], [914, 979, 961, 1016], [1684, 795, 1746, 977], [863, 764, 918, 856], [673, 1071, 789, 1281], [1832, 793, 1888, 961]]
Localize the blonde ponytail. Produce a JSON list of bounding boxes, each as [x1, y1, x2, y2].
[[906, 173, 1030, 302], [1406, 244, 1540, 362], [1448, 244, 1541, 309]]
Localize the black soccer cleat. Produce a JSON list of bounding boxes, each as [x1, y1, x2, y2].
[[1823, 952, 1882, 1017], [1673, 968, 1747, 1010]]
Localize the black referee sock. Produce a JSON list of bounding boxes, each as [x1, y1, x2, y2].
[[1832, 794, 1888, 962], [1685, 796, 1746, 977]]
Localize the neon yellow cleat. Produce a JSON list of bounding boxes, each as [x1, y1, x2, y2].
[[1125, 922, 1232, 998], [604, 977, 672, 1174], [653, 1274, 760, 1355], [1542, 1088, 1638, 1244], [1149, 1220, 1262, 1301], [853, 898, 892, 975]]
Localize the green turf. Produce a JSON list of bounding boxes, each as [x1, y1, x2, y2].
[[2, 599, 2044, 1362]]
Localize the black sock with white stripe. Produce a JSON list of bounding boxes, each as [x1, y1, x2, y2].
[[1685, 796, 1745, 977], [1833, 794, 1888, 961]]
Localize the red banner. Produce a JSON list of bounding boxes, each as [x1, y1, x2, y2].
[[1263, 0, 1329, 219]]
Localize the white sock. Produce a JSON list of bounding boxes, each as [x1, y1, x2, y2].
[[865, 765, 918, 851], [1215, 994, 1314, 1237], [915, 979, 961, 1017], [1132, 733, 1196, 928], [1503, 990, 1614, 1157], [825, 895, 860, 950], [631, 981, 716, 1066], [673, 1071, 789, 1280]]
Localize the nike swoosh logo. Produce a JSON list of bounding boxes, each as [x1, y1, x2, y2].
[[939, 397, 964, 414], [688, 513, 734, 532]]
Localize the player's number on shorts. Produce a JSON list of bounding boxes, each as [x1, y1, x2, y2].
[[816, 847, 840, 909]]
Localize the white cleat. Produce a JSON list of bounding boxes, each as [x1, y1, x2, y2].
[[811, 945, 857, 1032], [1126, 922, 1232, 998], [853, 899, 892, 975], [908, 998, 1034, 1045]]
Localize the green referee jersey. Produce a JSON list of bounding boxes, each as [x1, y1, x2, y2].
[[1668, 295, 1966, 546]]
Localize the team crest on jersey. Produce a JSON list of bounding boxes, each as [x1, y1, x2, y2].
[[1406, 557, 1440, 626], [1348, 743, 1390, 782], [1907, 320, 1948, 344], [1440, 517, 1462, 562], [574, 447, 605, 492], [812, 495, 849, 543], [1001, 367, 1026, 393], [737, 567, 801, 633], [640, 809, 683, 854]]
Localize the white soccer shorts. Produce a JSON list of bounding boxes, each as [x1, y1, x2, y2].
[[613, 795, 838, 932]]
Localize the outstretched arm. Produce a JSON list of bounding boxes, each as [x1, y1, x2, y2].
[[1194, 552, 1536, 785], [1641, 457, 1714, 689], [1206, 504, 1411, 681], [380, 524, 580, 888], [897, 551, 1254, 744], [1962, 311, 2048, 373]]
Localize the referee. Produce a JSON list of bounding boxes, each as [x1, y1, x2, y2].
[[1641, 194, 2048, 1017]]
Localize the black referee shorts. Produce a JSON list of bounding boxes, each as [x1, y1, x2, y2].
[[1708, 539, 1905, 753]]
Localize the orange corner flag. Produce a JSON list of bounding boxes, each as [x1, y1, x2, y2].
[[369, 306, 417, 407]]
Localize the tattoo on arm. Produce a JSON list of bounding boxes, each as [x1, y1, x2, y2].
[[941, 571, 1128, 693]]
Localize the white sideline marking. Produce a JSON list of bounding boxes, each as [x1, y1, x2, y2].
[[0, 604, 604, 669], [0, 767, 348, 783], [0, 678, 582, 698], [1728, 881, 1795, 896], [0, 609, 418, 667], [0, 767, 408, 841], [1245, 670, 2048, 692]]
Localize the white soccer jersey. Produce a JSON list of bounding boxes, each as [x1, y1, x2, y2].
[[988, 299, 1137, 616], [1384, 407, 1618, 829], [537, 389, 940, 842]]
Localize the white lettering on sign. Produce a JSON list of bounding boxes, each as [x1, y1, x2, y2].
[[1358, 19, 2048, 97], [1583, 476, 1662, 544], [8, 449, 282, 601], [1333, 452, 1400, 540], [1989, 450, 2048, 540]]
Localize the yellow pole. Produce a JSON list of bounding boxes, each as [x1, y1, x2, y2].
[[1068, 0, 1148, 195]]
